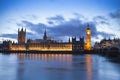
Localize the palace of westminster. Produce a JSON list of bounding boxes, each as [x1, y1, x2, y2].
[[1, 25, 92, 51]]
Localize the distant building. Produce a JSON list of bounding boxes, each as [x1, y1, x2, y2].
[[94, 38, 120, 49]]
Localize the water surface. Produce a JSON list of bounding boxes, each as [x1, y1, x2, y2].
[[0, 53, 120, 80]]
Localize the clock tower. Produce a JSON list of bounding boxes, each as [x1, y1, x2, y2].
[[85, 25, 92, 50]]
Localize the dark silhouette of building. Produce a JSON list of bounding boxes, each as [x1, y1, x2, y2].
[[72, 37, 84, 51], [43, 29, 47, 41]]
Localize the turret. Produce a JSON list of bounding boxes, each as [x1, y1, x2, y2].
[[72, 37, 76, 43], [69, 37, 71, 43], [80, 36, 84, 42]]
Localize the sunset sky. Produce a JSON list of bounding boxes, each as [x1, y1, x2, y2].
[[0, 0, 120, 44]]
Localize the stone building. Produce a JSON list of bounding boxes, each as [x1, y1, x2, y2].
[[18, 28, 26, 43], [1, 25, 92, 51], [94, 38, 120, 49]]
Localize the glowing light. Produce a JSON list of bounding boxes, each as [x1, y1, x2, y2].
[[87, 32, 90, 34], [85, 27, 92, 50]]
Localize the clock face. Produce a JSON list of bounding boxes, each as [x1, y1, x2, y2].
[[87, 32, 90, 34]]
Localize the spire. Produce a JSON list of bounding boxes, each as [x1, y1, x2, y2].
[[87, 24, 90, 30], [108, 37, 111, 41], [44, 28, 46, 35], [69, 37, 70, 43], [21, 27, 23, 31], [43, 28, 47, 40]]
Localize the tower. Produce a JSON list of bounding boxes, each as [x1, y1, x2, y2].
[[68, 37, 71, 43], [72, 37, 76, 43], [85, 25, 92, 50], [43, 29, 47, 41], [80, 37, 84, 50], [18, 28, 26, 43]]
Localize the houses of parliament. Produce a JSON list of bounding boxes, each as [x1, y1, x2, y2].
[[1, 25, 92, 51]]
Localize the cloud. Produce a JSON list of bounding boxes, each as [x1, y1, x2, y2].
[[47, 21, 54, 25], [2, 12, 118, 43], [0, 34, 18, 42], [17, 15, 113, 42], [20, 14, 40, 21], [93, 16, 109, 25], [0, 34, 17, 39], [47, 15, 64, 21], [109, 10, 120, 25], [110, 10, 120, 19], [94, 16, 108, 21], [47, 15, 65, 25], [17, 20, 46, 33], [73, 13, 87, 20], [0, 31, 37, 42], [26, 32, 38, 39], [97, 32, 114, 38], [47, 19, 97, 38]]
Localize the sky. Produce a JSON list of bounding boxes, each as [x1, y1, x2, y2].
[[0, 0, 120, 45]]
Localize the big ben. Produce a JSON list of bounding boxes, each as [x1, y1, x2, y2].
[[85, 25, 92, 50]]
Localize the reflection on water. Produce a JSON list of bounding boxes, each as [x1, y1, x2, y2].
[[17, 54, 72, 62], [86, 54, 92, 80], [0, 53, 120, 80]]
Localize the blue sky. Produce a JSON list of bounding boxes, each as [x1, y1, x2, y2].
[[0, 0, 120, 44]]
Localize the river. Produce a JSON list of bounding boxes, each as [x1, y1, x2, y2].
[[0, 53, 120, 80]]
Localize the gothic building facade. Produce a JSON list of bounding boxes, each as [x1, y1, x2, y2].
[[1, 25, 92, 51], [72, 37, 84, 51], [94, 38, 120, 49]]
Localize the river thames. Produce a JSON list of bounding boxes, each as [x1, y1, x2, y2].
[[0, 53, 120, 80]]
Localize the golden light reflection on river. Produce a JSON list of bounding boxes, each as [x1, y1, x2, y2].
[[16, 53, 72, 62], [86, 54, 92, 80]]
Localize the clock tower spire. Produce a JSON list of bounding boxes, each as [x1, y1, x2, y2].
[[85, 24, 92, 50]]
